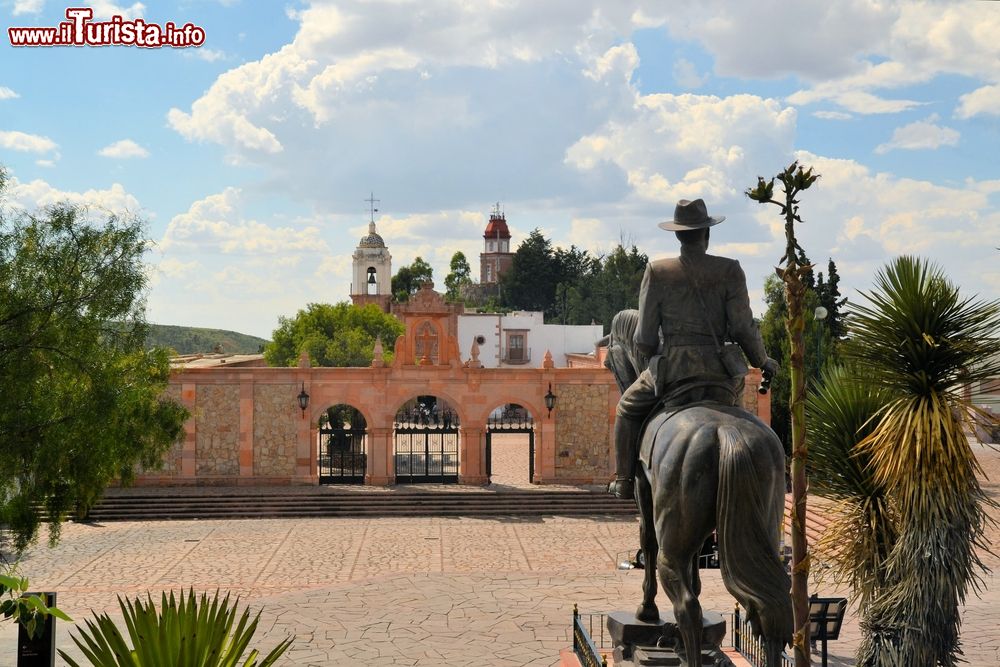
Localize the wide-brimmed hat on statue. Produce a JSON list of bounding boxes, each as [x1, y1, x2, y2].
[[658, 198, 725, 231]]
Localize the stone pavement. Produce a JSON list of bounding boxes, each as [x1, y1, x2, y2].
[[1, 439, 998, 666]]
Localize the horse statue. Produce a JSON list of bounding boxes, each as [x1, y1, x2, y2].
[[606, 311, 792, 667]]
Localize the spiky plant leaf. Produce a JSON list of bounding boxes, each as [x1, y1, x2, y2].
[[807, 364, 897, 606], [842, 256, 1000, 667], [58, 589, 293, 666]]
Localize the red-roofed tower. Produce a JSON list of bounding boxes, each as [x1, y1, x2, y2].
[[480, 202, 513, 285]]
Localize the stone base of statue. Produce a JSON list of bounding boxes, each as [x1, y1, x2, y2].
[[607, 610, 735, 666]]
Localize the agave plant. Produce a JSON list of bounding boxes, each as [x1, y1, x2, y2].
[[841, 256, 1000, 666], [59, 589, 292, 667]]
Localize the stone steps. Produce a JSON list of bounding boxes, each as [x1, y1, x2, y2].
[[84, 490, 639, 521]]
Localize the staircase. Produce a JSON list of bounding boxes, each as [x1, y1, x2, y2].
[[84, 490, 639, 522]]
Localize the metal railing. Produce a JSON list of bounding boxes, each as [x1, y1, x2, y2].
[[572, 605, 608, 667], [731, 605, 793, 667]]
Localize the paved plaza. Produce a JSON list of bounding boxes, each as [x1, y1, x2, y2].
[[2, 438, 999, 666]]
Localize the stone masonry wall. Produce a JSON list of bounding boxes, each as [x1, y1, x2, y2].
[[157, 384, 185, 475], [554, 383, 611, 479], [253, 384, 298, 477], [195, 384, 240, 476]]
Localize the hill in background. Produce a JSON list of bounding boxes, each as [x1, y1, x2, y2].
[[147, 324, 269, 355]]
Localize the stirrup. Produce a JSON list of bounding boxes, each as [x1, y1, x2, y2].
[[608, 478, 634, 499]]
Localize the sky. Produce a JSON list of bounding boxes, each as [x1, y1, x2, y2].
[[1, 0, 998, 339]]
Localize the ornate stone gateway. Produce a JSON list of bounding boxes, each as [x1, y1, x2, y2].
[[485, 404, 535, 482], [393, 398, 460, 483]]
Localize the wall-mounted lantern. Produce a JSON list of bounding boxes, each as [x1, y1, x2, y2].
[[297, 382, 310, 418], [544, 383, 557, 417]]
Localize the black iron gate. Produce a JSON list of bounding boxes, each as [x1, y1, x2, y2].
[[318, 426, 367, 484], [485, 408, 535, 482], [394, 409, 459, 483]]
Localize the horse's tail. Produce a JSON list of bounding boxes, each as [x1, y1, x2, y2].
[[716, 423, 792, 646]]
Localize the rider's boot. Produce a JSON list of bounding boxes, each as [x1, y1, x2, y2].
[[608, 416, 643, 500]]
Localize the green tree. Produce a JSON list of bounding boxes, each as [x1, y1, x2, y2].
[[809, 257, 1000, 666], [264, 302, 404, 367], [747, 161, 820, 667], [391, 257, 433, 302], [552, 245, 599, 324], [591, 243, 648, 330], [815, 258, 847, 341], [502, 229, 560, 315], [443, 251, 472, 302], [0, 171, 189, 552]]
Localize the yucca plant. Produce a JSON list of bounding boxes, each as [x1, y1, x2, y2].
[[59, 589, 293, 667], [843, 256, 1000, 666], [807, 364, 896, 607]]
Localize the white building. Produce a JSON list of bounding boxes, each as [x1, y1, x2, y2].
[[456, 311, 603, 369]]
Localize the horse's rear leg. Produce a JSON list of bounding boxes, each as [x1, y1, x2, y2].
[[657, 552, 702, 667], [635, 472, 659, 622]]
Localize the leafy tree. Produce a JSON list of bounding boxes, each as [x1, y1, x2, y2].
[[0, 170, 189, 552], [747, 161, 820, 667], [591, 243, 647, 330], [809, 257, 1000, 666], [443, 251, 472, 302], [264, 302, 404, 367], [552, 245, 599, 324], [391, 257, 433, 302], [502, 229, 560, 315], [815, 258, 847, 341]]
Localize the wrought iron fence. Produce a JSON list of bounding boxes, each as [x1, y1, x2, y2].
[[572, 605, 608, 667], [731, 604, 793, 667]]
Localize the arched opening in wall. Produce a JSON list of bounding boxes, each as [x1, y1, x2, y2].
[[485, 403, 535, 486], [393, 395, 459, 483], [317, 404, 367, 484], [366, 266, 378, 295]]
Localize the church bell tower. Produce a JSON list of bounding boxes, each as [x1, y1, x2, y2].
[[351, 193, 392, 312], [480, 202, 513, 285]]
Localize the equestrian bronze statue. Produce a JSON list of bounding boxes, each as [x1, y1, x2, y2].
[[605, 199, 791, 666]]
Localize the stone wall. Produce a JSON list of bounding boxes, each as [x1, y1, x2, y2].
[[158, 384, 185, 475], [253, 384, 298, 477], [195, 384, 240, 477], [554, 383, 612, 480]]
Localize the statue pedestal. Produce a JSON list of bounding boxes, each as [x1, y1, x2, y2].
[[607, 610, 734, 666]]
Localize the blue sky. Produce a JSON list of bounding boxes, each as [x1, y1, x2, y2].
[[2, 0, 998, 339]]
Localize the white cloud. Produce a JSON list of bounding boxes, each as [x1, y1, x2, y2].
[[782, 2, 1000, 115], [0, 130, 57, 154], [166, 1, 658, 156], [3, 174, 142, 216], [813, 110, 852, 121], [666, 0, 898, 80], [584, 43, 639, 83], [12, 0, 42, 15], [161, 187, 329, 255], [787, 87, 922, 115], [874, 114, 959, 154], [566, 92, 797, 219], [956, 84, 1000, 119], [0, 87, 19, 100], [98, 139, 150, 159]]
